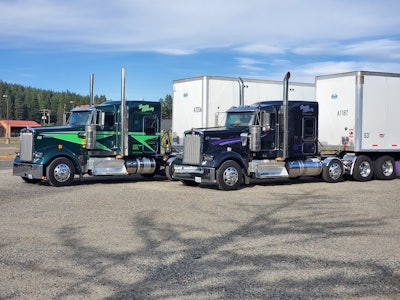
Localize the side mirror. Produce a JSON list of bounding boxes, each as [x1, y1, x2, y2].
[[262, 111, 270, 127], [95, 111, 105, 129]]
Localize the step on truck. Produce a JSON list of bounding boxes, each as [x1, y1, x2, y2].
[[13, 68, 171, 186], [168, 71, 400, 190]]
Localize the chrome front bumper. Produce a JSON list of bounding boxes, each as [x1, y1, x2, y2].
[[13, 162, 44, 180], [172, 165, 216, 183]]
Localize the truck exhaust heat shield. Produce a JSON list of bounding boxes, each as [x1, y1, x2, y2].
[[85, 124, 97, 150]]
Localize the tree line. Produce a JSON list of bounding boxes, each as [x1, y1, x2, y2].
[[0, 81, 172, 125]]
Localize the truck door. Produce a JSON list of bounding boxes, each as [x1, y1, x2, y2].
[[101, 111, 118, 152], [259, 108, 277, 151], [129, 111, 160, 155], [143, 115, 160, 153]]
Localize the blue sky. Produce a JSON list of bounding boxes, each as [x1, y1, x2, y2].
[[1, 0, 400, 101]]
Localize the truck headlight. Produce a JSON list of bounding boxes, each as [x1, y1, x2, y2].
[[33, 152, 43, 160], [203, 154, 214, 162]]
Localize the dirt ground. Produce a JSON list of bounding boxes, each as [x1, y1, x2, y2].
[[0, 138, 19, 160], [1, 170, 400, 299]]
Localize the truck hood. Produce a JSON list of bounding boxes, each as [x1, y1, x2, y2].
[[23, 125, 86, 147], [186, 126, 248, 149], [26, 125, 84, 133]]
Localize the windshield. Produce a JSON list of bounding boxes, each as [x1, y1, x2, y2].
[[67, 111, 93, 126], [225, 112, 255, 127]]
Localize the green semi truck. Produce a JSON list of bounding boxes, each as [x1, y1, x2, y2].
[[13, 69, 171, 186]]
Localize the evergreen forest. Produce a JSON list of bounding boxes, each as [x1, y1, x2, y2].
[[0, 81, 172, 125]]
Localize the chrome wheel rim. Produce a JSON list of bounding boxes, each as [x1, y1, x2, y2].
[[222, 167, 239, 186], [382, 160, 394, 176], [359, 161, 371, 178], [54, 164, 71, 183], [329, 162, 342, 180]]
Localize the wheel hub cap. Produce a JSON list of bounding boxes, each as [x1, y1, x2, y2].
[[223, 167, 238, 186], [54, 164, 71, 182]]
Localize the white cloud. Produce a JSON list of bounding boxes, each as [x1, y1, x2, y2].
[[1, 0, 400, 55], [235, 44, 284, 55], [342, 39, 400, 60], [2, 0, 400, 91]]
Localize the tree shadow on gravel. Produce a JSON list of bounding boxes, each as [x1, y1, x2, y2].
[[8, 194, 398, 299]]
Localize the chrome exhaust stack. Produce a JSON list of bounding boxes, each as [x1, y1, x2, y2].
[[238, 77, 245, 106], [89, 73, 94, 106], [120, 67, 128, 157], [282, 72, 290, 159]]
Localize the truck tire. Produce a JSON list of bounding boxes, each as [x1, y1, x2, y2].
[[216, 160, 243, 191], [165, 164, 174, 181], [352, 155, 373, 182], [47, 157, 75, 187], [322, 158, 343, 183], [374, 155, 396, 180]]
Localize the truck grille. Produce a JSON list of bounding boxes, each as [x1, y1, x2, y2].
[[183, 134, 202, 165], [20, 132, 34, 162]]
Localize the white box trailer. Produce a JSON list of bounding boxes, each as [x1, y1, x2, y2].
[[316, 71, 400, 181], [172, 75, 314, 144]]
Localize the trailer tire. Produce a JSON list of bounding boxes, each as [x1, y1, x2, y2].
[[47, 157, 75, 187], [322, 159, 343, 183], [374, 155, 396, 180], [216, 160, 243, 191], [352, 155, 373, 182]]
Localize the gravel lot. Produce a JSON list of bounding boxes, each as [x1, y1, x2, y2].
[[0, 169, 400, 299]]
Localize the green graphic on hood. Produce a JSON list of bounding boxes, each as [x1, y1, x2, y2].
[[42, 131, 114, 151], [41, 131, 82, 144]]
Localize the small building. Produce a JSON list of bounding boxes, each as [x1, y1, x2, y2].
[[0, 120, 41, 138]]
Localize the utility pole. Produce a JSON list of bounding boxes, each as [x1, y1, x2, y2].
[[2, 94, 10, 144], [40, 109, 51, 126]]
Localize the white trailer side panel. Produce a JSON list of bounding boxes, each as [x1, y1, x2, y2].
[[207, 78, 240, 127], [362, 75, 400, 151], [172, 78, 204, 144], [317, 71, 400, 152], [317, 74, 357, 150]]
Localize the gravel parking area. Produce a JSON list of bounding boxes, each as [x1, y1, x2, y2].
[[0, 170, 400, 299]]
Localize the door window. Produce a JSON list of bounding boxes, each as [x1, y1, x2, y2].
[[144, 116, 158, 135], [303, 117, 316, 140]]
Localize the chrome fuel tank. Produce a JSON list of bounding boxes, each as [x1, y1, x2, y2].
[[287, 159, 322, 178]]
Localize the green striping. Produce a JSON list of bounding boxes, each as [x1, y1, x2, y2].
[[94, 142, 112, 151], [42, 131, 159, 152], [130, 132, 161, 137], [41, 131, 83, 144], [95, 132, 117, 151], [130, 134, 158, 152]]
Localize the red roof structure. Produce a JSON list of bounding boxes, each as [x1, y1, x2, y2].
[[0, 120, 41, 137]]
